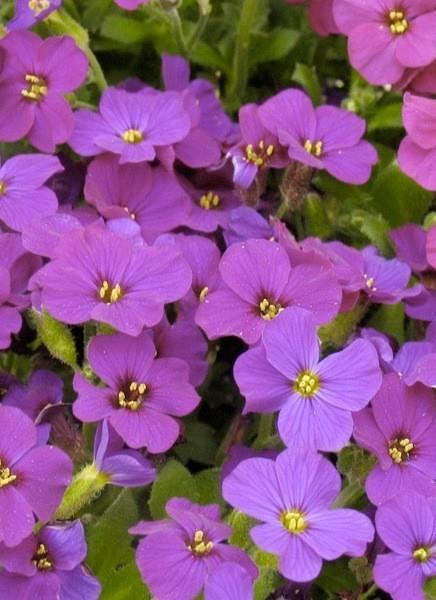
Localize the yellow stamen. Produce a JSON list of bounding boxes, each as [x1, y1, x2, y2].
[[259, 298, 283, 321], [32, 543, 53, 571], [388, 9, 409, 35], [123, 206, 136, 220], [0, 181, 6, 195], [388, 437, 414, 464], [118, 381, 147, 411], [244, 140, 275, 167], [21, 74, 47, 102], [364, 274, 377, 291], [122, 129, 143, 144], [199, 191, 220, 210], [29, 0, 50, 15], [199, 286, 209, 302], [304, 139, 323, 157], [99, 281, 123, 304], [294, 370, 320, 397], [281, 510, 307, 534], [188, 529, 214, 556], [413, 547, 430, 562], [0, 462, 16, 488]]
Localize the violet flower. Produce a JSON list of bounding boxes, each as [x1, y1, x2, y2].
[[196, 238, 341, 345], [0, 405, 72, 547], [73, 331, 200, 451], [258, 88, 378, 184], [428, 226, 436, 269], [0, 31, 88, 152], [353, 373, 436, 505], [285, 0, 339, 37], [7, 0, 62, 31], [130, 497, 257, 600], [114, 0, 150, 10], [390, 341, 436, 388], [374, 493, 436, 600], [0, 520, 100, 599], [204, 563, 253, 600], [235, 308, 382, 451], [223, 206, 274, 246], [222, 448, 374, 582]]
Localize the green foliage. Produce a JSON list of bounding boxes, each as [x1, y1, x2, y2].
[[149, 459, 198, 519], [31, 310, 78, 369]]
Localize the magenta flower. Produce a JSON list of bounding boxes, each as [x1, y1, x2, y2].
[[196, 238, 341, 345], [0, 154, 62, 232], [84, 155, 190, 239], [286, 0, 339, 36], [333, 0, 436, 85], [235, 308, 382, 451], [374, 493, 436, 600], [114, 0, 150, 9], [69, 87, 190, 164], [398, 93, 436, 190], [223, 206, 273, 246], [391, 223, 430, 273], [258, 88, 378, 184], [73, 331, 200, 451], [0, 521, 100, 599], [353, 373, 436, 505], [204, 563, 253, 600], [428, 226, 436, 268], [37, 222, 192, 335], [7, 0, 62, 31], [0, 405, 72, 547], [222, 449, 374, 582], [390, 341, 436, 388], [130, 497, 257, 600], [0, 31, 88, 152]]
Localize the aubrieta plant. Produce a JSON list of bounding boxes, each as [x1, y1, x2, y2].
[[0, 0, 435, 599]]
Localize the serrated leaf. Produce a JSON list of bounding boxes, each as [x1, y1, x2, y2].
[[149, 459, 198, 519]]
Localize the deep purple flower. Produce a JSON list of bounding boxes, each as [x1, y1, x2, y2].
[[390, 223, 430, 273], [7, 0, 62, 31], [204, 563, 253, 600], [374, 493, 436, 600], [223, 449, 374, 582], [0, 31, 88, 152], [223, 206, 273, 246], [37, 222, 192, 335], [235, 308, 382, 451], [130, 497, 257, 600], [69, 87, 190, 164], [0, 405, 72, 547], [84, 154, 190, 239], [390, 341, 436, 388], [0, 520, 100, 599], [114, 0, 150, 9], [428, 226, 436, 269], [258, 88, 378, 184], [93, 420, 155, 487], [0, 153, 62, 231], [354, 373, 436, 505], [196, 238, 341, 345], [47, 153, 85, 207], [73, 331, 200, 451]]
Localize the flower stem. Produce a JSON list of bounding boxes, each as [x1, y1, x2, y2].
[[85, 47, 108, 93], [253, 413, 275, 449], [358, 584, 378, 600], [187, 9, 210, 57], [228, 0, 259, 107], [55, 463, 109, 520], [168, 8, 189, 57]]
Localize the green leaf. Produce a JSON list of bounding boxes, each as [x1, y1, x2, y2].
[[175, 421, 218, 465], [337, 444, 376, 485], [149, 459, 198, 519], [254, 566, 282, 600], [228, 510, 255, 550], [372, 164, 433, 228], [0, 352, 32, 381], [304, 193, 332, 239], [249, 29, 299, 66], [292, 62, 322, 104], [31, 310, 77, 369], [368, 102, 402, 131], [350, 209, 393, 256], [82, 0, 113, 31], [319, 303, 368, 350], [425, 577, 436, 599], [195, 468, 225, 507], [315, 557, 359, 595], [368, 303, 405, 344], [101, 15, 151, 44]]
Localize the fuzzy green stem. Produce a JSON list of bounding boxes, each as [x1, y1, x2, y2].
[[253, 413, 274, 449], [333, 481, 365, 509], [168, 8, 189, 56], [85, 48, 108, 93], [228, 0, 259, 106], [55, 463, 109, 520], [358, 584, 378, 600]]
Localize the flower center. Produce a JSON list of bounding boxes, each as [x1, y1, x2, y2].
[[294, 370, 320, 397], [121, 129, 143, 144], [0, 460, 16, 488], [118, 381, 147, 411], [304, 139, 323, 157], [99, 281, 123, 304], [28, 0, 50, 15], [245, 140, 275, 167], [281, 510, 307, 534], [188, 530, 214, 556], [199, 191, 220, 210], [363, 274, 377, 291], [21, 74, 47, 102], [388, 437, 414, 464], [259, 298, 283, 321], [0, 181, 7, 196], [122, 206, 136, 220], [32, 543, 53, 571], [198, 286, 209, 302], [413, 546, 431, 563], [388, 9, 409, 35]]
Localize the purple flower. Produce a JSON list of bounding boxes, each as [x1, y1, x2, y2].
[[0, 31, 88, 152], [196, 238, 341, 345], [0, 153, 62, 231], [37, 222, 192, 335], [353, 373, 436, 505], [204, 563, 253, 600], [223, 206, 273, 246], [0, 405, 72, 547], [7, 0, 62, 31], [374, 493, 436, 600], [235, 308, 382, 451], [258, 88, 378, 184], [69, 87, 190, 164], [334, 0, 436, 85], [114, 0, 150, 9], [390, 223, 430, 273], [428, 226, 436, 268], [228, 103, 288, 189], [222, 448, 374, 582], [84, 155, 190, 239], [73, 331, 200, 451], [130, 497, 257, 600], [390, 341, 436, 388], [93, 420, 156, 487], [47, 153, 85, 207], [0, 520, 100, 599], [286, 0, 339, 37]]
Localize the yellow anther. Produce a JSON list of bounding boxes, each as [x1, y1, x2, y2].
[[188, 530, 214, 556], [21, 74, 47, 102], [259, 298, 283, 321], [199, 191, 220, 210], [138, 383, 147, 395], [304, 139, 323, 157], [130, 382, 138, 392], [294, 370, 320, 397], [122, 206, 136, 220], [364, 275, 376, 291], [32, 543, 53, 571], [388, 9, 409, 34], [413, 547, 430, 563], [99, 281, 123, 304], [389, 437, 414, 464], [244, 140, 275, 167], [118, 381, 147, 411], [0, 181, 6, 195], [199, 286, 209, 302], [29, 0, 50, 15], [194, 530, 204, 543], [121, 129, 143, 144], [281, 510, 307, 534], [0, 460, 16, 488]]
